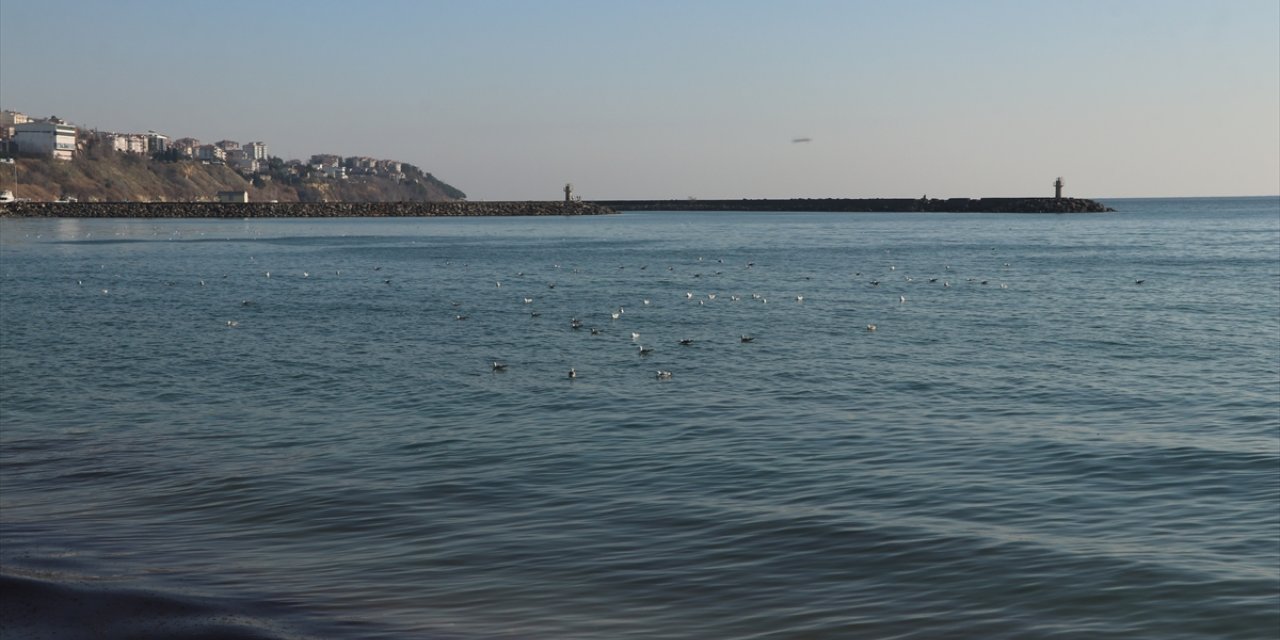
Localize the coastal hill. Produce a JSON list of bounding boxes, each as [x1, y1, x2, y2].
[[0, 153, 465, 203]]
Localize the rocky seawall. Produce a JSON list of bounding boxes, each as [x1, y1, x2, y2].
[[0, 201, 615, 219], [599, 197, 1114, 213]]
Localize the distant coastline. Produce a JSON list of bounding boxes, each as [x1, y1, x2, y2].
[[0, 197, 1117, 218], [0, 201, 614, 218]]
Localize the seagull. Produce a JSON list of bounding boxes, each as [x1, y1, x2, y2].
[[303, 272, 310, 278], [638, 345, 653, 356], [568, 368, 577, 379], [707, 293, 716, 300], [631, 332, 641, 341], [590, 327, 601, 335], [740, 335, 755, 343], [226, 320, 238, 327], [866, 324, 877, 332], [523, 297, 533, 304], [495, 281, 501, 288], [686, 292, 693, 299], [611, 311, 620, 320], [492, 361, 508, 371], [1135, 279, 1146, 285], [456, 314, 468, 320], [900, 295, 906, 303], [655, 370, 673, 379], [642, 299, 650, 305], [679, 339, 693, 346], [796, 295, 804, 302], [571, 318, 583, 329], [530, 311, 542, 317]]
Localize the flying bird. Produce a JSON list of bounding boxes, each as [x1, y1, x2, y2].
[[791, 137, 813, 144]]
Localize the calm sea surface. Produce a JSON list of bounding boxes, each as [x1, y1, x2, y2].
[[2, 197, 1278, 639]]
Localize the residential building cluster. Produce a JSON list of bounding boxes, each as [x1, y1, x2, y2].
[[1, 108, 413, 184]]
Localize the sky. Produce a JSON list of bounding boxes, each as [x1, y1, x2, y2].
[[1, 0, 1277, 200]]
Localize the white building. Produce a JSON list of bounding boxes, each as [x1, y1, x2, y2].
[[196, 144, 226, 162], [1, 110, 32, 140], [13, 121, 77, 160], [147, 131, 169, 153], [105, 133, 149, 154], [171, 138, 200, 158], [243, 141, 268, 160]]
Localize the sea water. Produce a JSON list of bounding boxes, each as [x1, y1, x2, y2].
[[1, 197, 1277, 639]]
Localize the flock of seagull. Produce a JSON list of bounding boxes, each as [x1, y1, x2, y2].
[[428, 255, 1037, 383], [70, 246, 1146, 384]]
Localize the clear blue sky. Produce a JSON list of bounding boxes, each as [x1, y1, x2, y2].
[[2, 0, 1276, 199]]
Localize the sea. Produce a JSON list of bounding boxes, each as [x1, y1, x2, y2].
[[1, 196, 1277, 639]]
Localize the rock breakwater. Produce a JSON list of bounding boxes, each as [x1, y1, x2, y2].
[[0, 201, 616, 219], [599, 197, 1114, 213]]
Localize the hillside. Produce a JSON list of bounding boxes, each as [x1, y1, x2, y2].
[[0, 154, 465, 203]]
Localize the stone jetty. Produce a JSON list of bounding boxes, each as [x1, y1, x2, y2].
[[0, 197, 1115, 218], [598, 197, 1114, 213], [0, 201, 616, 219]]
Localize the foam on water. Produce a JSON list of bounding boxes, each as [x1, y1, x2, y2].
[[2, 197, 1277, 638]]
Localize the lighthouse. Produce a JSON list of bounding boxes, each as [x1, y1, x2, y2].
[[1053, 177, 1064, 199]]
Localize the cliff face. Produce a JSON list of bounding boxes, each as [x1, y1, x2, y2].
[[0, 155, 465, 203]]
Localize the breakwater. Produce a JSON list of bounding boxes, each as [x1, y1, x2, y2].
[[599, 197, 1114, 213], [0, 201, 615, 219]]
